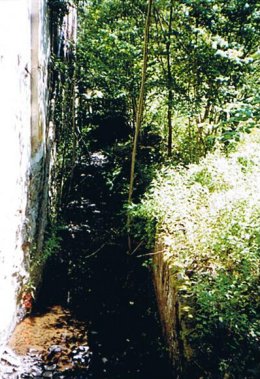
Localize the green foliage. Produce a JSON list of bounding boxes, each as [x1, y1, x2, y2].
[[130, 130, 260, 377], [146, 0, 260, 156], [29, 222, 63, 292], [76, 0, 259, 169], [50, 52, 78, 207], [43, 224, 62, 262], [77, 0, 144, 100]]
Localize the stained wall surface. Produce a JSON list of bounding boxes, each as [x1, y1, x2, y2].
[[0, 0, 50, 349]]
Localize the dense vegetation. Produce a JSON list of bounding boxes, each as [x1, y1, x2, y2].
[[50, 0, 260, 202], [130, 131, 260, 378], [76, 0, 260, 160], [48, 0, 260, 377]]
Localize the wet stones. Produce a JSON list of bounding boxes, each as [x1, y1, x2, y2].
[[49, 346, 62, 354], [4, 305, 93, 378], [42, 372, 54, 378], [0, 348, 21, 378], [43, 363, 57, 371], [0, 342, 92, 379], [45, 346, 62, 363], [71, 345, 92, 369]]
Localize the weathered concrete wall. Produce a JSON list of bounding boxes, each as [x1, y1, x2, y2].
[[0, 0, 77, 352], [0, 0, 51, 350]]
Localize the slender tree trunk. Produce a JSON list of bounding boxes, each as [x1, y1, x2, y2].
[[166, 0, 174, 157], [127, 0, 153, 252], [67, 70, 77, 196], [167, 88, 173, 156], [131, 95, 137, 131]]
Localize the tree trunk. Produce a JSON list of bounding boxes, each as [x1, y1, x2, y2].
[[127, 0, 153, 251], [166, 0, 174, 157]]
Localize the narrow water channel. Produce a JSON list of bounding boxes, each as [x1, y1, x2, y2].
[[5, 152, 174, 378]]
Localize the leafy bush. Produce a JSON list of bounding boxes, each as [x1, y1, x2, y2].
[[130, 130, 260, 378], [43, 226, 62, 262]]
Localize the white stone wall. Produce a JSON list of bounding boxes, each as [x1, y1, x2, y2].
[[0, 0, 50, 350]]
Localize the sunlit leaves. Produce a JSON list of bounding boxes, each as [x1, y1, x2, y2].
[[130, 131, 260, 376]]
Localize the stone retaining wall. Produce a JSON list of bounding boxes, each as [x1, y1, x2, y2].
[[152, 241, 194, 376]]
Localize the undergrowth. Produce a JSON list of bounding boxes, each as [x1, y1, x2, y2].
[[129, 130, 260, 378]]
